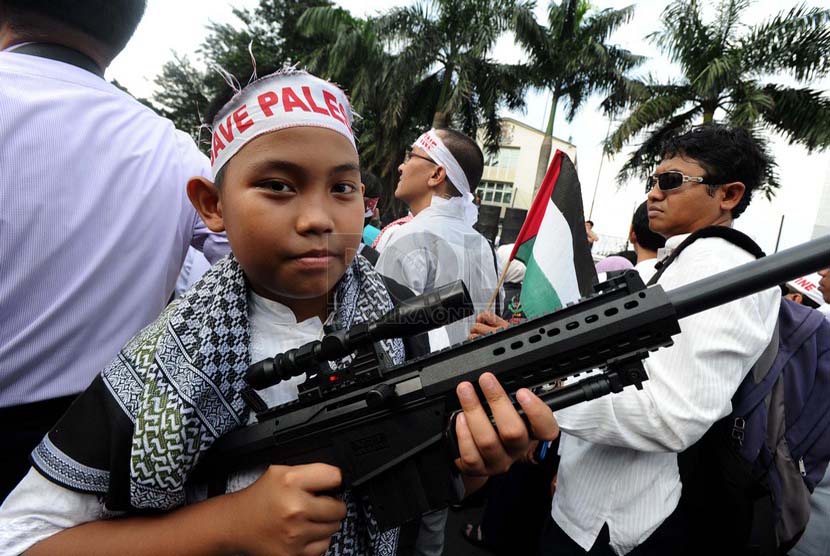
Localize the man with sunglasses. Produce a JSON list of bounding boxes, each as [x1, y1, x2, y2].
[[539, 124, 781, 555]]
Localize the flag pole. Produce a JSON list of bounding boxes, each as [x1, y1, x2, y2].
[[485, 259, 512, 314]]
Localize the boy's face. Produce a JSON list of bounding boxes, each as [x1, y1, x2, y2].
[[195, 127, 364, 311]]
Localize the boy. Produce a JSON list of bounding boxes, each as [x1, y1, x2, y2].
[[0, 69, 557, 556]]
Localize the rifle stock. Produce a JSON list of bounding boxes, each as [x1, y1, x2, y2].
[[196, 236, 830, 529]]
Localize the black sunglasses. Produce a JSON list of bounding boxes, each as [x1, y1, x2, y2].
[[404, 148, 436, 165], [646, 171, 710, 194]]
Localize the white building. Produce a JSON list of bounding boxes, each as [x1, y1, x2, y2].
[[476, 117, 578, 211]]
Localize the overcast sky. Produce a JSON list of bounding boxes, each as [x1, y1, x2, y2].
[[108, 0, 830, 253]]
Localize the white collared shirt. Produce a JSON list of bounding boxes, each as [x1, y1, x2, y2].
[[0, 51, 229, 408], [552, 233, 780, 555], [375, 197, 502, 345]]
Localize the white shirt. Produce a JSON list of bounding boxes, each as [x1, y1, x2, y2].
[[552, 234, 780, 555], [174, 247, 215, 298], [0, 51, 229, 407], [633, 257, 659, 284], [375, 198, 502, 345], [0, 292, 324, 555]]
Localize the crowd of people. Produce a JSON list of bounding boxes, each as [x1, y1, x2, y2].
[[0, 1, 828, 556]]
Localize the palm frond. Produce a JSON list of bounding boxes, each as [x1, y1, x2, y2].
[[713, 0, 750, 49], [739, 5, 830, 81], [758, 84, 830, 151], [614, 106, 703, 185], [691, 53, 741, 98], [606, 87, 693, 153], [582, 5, 637, 43], [724, 80, 774, 128], [649, 0, 713, 77]]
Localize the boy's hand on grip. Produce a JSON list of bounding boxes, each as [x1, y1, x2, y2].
[[454, 373, 559, 477], [227, 463, 346, 556]]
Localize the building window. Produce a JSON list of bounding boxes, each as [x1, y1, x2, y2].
[[478, 181, 514, 207], [483, 147, 520, 170]]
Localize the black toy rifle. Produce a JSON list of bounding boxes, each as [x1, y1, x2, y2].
[[196, 236, 830, 528]]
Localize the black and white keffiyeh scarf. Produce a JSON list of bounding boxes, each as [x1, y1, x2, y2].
[[32, 254, 405, 555]]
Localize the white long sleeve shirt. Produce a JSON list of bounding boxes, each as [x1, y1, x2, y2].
[[0, 50, 229, 408], [375, 198, 502, 345], [552, 233, 780, 555]]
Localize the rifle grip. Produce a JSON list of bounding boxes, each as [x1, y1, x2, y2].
[[446, 410, 463, 461]]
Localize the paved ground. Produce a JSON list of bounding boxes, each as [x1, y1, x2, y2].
[[443, 503, 493, 556]]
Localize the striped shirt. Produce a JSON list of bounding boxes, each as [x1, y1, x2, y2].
[[0, 51, 228, 407], [552, 233, 780, 555]]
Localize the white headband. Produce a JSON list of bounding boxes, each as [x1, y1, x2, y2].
[[412, 129, 478, 226], [413, 130, 472, 195], [210, 69, 356, 175]]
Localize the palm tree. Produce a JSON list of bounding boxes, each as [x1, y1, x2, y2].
[[373, 0, 529, 144], [298, 2, 530, 218], [605, 0, 830, 197], [514, 0, 643, 197], [152, 0, 331, 147], [297, 6, 438, 217]]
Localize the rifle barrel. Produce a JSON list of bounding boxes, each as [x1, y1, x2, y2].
[[667, 235, 830, 320]]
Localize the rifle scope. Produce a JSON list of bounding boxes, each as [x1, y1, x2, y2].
[[246, 280, 474, 390]]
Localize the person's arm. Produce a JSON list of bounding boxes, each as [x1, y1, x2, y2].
[[468, 311, 509, 339], [25, 464, 346, 556], [176, 132, 230, 264], [555, 247, 779, 452], [375, 234, 432, 295]]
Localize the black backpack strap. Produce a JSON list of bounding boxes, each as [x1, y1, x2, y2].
[[647, 226, 765, 286]]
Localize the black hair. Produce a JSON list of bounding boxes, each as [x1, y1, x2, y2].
[[780, 283, 821, 309], [435, 129, 484, 197], [360, 169, 382, 199], [631, 201, 666, 252], [586, 220, 594, 227], [1, 0, 146, 55], [660, 124, 769, 218]]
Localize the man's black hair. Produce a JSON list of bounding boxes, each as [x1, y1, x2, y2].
[[779, 283, 821, 309], [361, 169, 383, 199], [631, 201, 666, 252], [586, 220, 594, 227], [435, 128, 484, 197], [660, 124, 769, 218], [1, 0, 146, 54]]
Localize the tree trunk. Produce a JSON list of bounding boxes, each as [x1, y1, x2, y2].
[[532, 91, 560, 199], [702, 100, 716, 124], [432, 63, 455, 129]]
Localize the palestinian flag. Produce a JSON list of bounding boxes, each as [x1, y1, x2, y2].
[[509, 150, 596, 318]]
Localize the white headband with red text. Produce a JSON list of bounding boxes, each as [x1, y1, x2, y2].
[[210, 70, 356, 176], [413, 130, 472, 196], [413, 129, 478, 226]]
